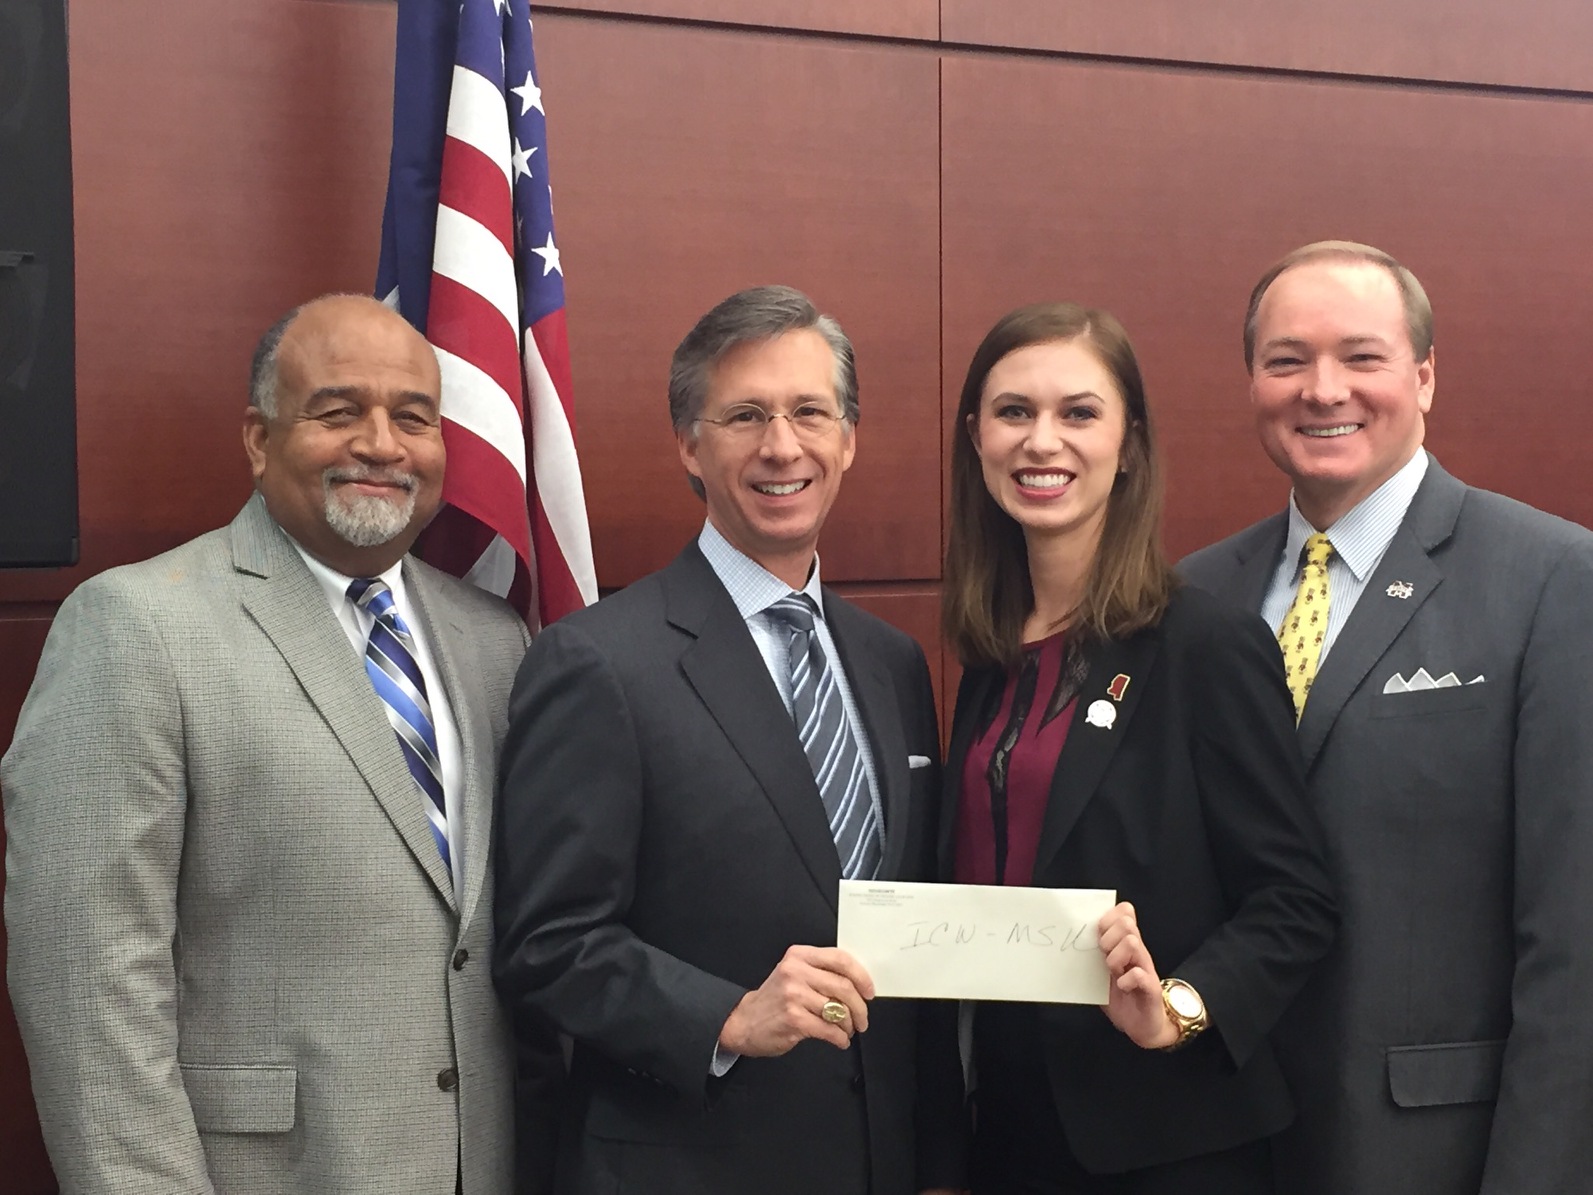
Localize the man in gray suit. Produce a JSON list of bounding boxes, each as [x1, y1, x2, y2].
[[3, 294, 553, 1194], [1182, 241, 1593, 1194]]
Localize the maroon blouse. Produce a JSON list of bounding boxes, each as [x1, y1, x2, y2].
[[954, 633, 1081, 887]]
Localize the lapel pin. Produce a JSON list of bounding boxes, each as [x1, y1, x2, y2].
[[1107, 673, 1131, 702], [1386, 581, 1414, 600], [1085, 699, 1116, 729]]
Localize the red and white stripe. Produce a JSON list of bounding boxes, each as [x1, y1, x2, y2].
[[419, 62, 596, 627]]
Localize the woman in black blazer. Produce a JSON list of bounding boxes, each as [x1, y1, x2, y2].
[[941, 303, 1337, 1194]]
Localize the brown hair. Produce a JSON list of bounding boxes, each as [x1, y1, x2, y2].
[[943, 303, 1175, 671], [1243, 240, 1433, 368]]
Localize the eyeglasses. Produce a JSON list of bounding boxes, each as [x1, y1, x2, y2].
[[696, 402, 847, 439]]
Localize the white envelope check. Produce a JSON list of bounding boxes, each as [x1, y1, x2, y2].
[[1383, 668, 1485, 694], [837, 880, 1115, 1003], [908, 755, 932, 770]]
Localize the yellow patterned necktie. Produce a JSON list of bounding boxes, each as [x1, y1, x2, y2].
[[1279, 533, 1333, 721]]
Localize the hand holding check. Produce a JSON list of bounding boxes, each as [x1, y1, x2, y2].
[[719, 945, 874, 1056], [1097, 901, 1180, 1049]]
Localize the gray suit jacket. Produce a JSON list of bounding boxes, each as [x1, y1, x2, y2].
[[3, 495, 531, 1195], [1182, 458, 1593, 1195]]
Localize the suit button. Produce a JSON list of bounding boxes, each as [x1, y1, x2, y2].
[[452, 948, 469, 970], [437, 1068, 458, 1092], [850, 1072, 865, 1093]]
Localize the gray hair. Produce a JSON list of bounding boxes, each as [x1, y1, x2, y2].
[[668, 285, 859, 433], [248, 303, 306, 418], [1243, 240, 1433, 369], [250, 293, 408, 417]]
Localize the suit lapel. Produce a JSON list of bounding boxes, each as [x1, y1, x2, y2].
[[1297, 463, 1464, 770], [405, 563, 489, 926], [823, 594, 911, 880], [666, 548, 843, 910], [1228, 514, 1289, 611], [1030, 630, 1162, 883], [232, 496, 457, 909]]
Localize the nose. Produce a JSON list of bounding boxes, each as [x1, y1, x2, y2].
[[351, 410, 403, 462], [757, 413, 804, 463], [1303, 357, 1351, 405], [1025, 411, 1066, 455]]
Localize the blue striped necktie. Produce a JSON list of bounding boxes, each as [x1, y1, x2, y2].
[[348, 578, 451, 883], [766, 593, 881, 880]]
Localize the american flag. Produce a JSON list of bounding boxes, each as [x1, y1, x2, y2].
[[377, 0, 596, 627]]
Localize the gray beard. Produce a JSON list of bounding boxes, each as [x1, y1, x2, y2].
[[321, 469, 418, 548]]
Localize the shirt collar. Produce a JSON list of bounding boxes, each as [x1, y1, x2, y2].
[[1283, 447, 1429, 582], [287, 536, 408, 609], [696, 520, 825, 621]]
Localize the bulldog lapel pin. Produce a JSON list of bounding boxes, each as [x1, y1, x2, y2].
[[1086, 673, 1132, 729]]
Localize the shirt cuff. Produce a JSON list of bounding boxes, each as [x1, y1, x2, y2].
[[709, 1041, 740, 1077]]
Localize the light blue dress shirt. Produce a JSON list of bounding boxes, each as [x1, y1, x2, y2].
[[1260, 448, 1429, 665], [697, 519, 885, 1075], [696, 520, 884, 830]]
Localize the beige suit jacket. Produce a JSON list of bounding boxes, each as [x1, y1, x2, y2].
[[3, 495, 529, 1194]]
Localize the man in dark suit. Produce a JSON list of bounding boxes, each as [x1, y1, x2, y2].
[[493, 285, 964, 1194], [1182, 241, 1593, 1195]]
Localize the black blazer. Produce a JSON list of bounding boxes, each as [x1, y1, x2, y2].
[[494, 543, 964, 1195], [941, 585, 1337, 1175]]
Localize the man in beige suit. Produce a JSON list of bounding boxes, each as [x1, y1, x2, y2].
[[3, 295, 555, 1193]]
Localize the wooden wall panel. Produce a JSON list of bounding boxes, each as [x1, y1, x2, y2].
[[536, 14, 942, 587], [0, 0, 398, 607], [941, 55, 1593, 559], [833, 584, 946, 730], [941, 0, 1593, 93], [545, 0, 937, 40]]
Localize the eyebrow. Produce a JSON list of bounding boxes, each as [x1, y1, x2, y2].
[[305, 385, 440, 408], [727, 392, 835, 406], [1258, 335, 1391, 353], [990, 389, 1103, 403]]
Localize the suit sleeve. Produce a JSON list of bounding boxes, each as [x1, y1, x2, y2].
[[1, 579, 214, 1194], [492, 620, 746, 1099], [1480, 538, 1593, 1194], [1178, 605, 1339, 1067]]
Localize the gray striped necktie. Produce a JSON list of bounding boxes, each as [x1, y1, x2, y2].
[[767, 593, 881, 880]]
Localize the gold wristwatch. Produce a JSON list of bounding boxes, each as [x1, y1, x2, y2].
[[1158, 978, 1209, 1051]]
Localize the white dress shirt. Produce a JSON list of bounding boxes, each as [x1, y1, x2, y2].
[[1260, 448, 1430, 665], [289, 540, 466, 882]]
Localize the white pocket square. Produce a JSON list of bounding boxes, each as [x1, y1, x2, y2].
[[908, 755, 933, 770], [1383, 668, 1485, 694]]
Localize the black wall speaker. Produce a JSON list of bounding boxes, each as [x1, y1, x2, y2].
[[0, 0, 77, 567]]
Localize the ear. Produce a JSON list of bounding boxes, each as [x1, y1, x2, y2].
[[676, 425, 703, 481], [243, 407, 270, 483], [964, 411, 980, 452], [1416, 347, 1436, 414], [839, 420, 857, 473]]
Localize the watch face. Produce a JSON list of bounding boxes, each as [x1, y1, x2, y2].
[[1167, 984, 1203, 1019]]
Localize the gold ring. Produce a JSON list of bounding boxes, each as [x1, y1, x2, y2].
[[821, 1000, 849, 1025]]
